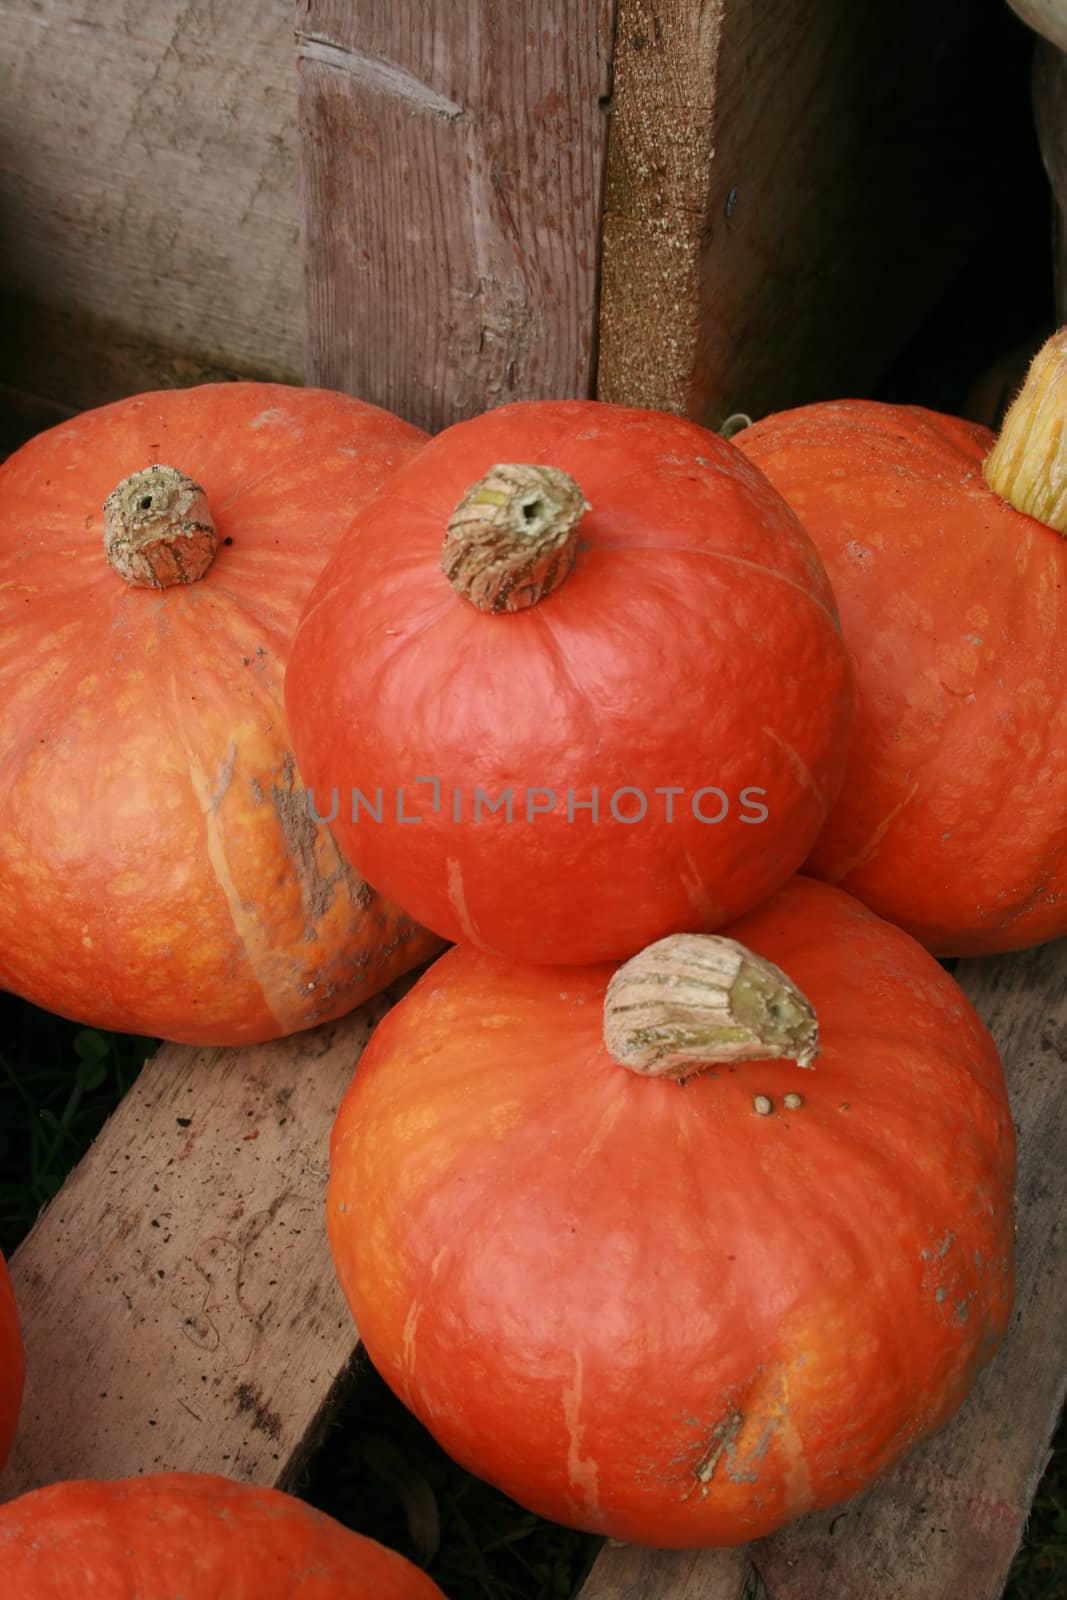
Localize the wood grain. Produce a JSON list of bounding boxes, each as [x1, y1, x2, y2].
[[296, 0, 614, 431], [580, 1546, 769, 1599], [578, 938, 1067, 1598], [0, 0, 303, 409], [0, 296, 278, 425], [0, 979, 420, 1500], [598, 0, 1026, 429]]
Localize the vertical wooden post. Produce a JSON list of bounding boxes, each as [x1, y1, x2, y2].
[[296, 1, 615, 432], [598, 0, 1030, 429]]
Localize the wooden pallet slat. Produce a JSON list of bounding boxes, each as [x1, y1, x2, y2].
[[0, 982, 418, 1499], [580, 1545, 767, 1599]]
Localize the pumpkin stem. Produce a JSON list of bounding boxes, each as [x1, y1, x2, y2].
[[983, 326, 1067, 530], [441, 463, 589, 612], [103, 466, 218, 589], [719, 412, 753, 440], [603, 933, 819, 1081]]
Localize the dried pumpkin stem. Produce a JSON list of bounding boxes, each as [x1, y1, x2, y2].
[[103, 465, 218, 589], [441, 463, 589, 613], [983, 327, 1067, 531], [603, 933, 819, 1081]]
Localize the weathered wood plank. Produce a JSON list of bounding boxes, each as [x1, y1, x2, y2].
[[598, 0, 1029, 429], [0, 0, 303, 409], [0, 296, 276, 424], [580, 1546, 768, 1599], [0, 979, 419, 1500], [296, 0, 614, 431], [578, 938, 1067, 1598]]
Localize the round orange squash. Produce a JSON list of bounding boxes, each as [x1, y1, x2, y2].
[[328, 877, 1015, 1547], [0, 384, 441, 1043], [736, 329, 1067, 954], [0, 1251, 23, 1471], [0, 1473, 446, 1596], [287, 400, 853, 965]]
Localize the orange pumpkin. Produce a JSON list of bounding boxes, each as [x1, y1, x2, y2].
[[0, 384, 441, 1043], [328, 877, 1015, 1547], [0, 1473, 446, 1597], [0, 1251, 23, 1471], [736, 329, 1067, 954], [287, 400, 853, 965]]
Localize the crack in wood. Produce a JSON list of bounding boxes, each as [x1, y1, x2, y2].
[[295, 31, 467, 121]]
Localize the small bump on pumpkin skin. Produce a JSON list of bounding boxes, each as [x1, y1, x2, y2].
[[441, 462, 590, 612], [603, 932, 819, 1081], [103, 465, 218, 589]]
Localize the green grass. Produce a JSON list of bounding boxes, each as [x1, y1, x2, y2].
[[0, 993, 156, 1259], [0, 993, 1064, 1598], [1005, 1459, 1067, 1600]]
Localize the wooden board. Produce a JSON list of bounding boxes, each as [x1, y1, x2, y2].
[[0, 980, 420, 1499], [0, 298, 278, 429], [577, 938, 1067, 1598], [0, 0, 303, 412], [296, 0, 615, 432], [581, 1546, 769, 1599], [598, 0, 1032, 429]]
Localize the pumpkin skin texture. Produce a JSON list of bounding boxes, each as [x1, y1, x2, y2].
[[287, 400, 853, 964], [0, 383, 442, 1043], [736, 399, 1067, 954], [0, 1251, 24, 1471], [0, 1473, 446, 1598], [327, 877, 1016, 1548]]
